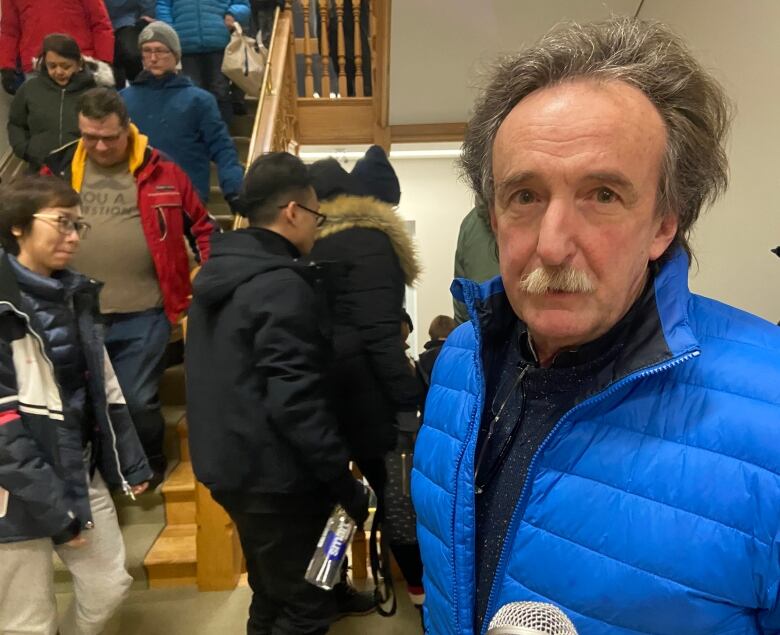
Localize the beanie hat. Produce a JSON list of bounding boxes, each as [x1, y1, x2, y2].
[[351, 145, 401, 205], [138, 21, 182, 62], [309, 158, 368, 202]]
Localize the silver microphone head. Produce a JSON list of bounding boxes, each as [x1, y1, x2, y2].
[[486, 601, 578, 635]]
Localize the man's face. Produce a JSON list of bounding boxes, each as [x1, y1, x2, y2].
[[294, 187, 321, 255], [491, 80, 677, 359], [140, 42, 177, 77], [79, 113, 130, 167]]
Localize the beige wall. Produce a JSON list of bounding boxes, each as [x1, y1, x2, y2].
[[642, 0, 780, 323]]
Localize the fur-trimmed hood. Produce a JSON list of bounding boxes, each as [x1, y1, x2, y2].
[[318, 195, 421, 285]]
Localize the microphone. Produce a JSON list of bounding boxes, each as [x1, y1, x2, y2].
[[486, 601, 578, 635]]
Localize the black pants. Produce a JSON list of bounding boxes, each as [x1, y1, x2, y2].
[[113, 25, 143, 88], [228, 507, 336, 635], [356, 457, 423, 588], [182, 51, 232, 124]]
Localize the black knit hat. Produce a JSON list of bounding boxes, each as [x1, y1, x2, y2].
[[309, 158, 368, 201], [351, 145, 400, 205]]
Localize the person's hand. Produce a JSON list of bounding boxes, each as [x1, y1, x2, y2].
[[140, 15, 154, 23], [1, 68, 18, 95], [65, 534, 87, 548], [131, 482, 149, 496], [224, 14, 237, 31], [341, 479, 370, 526]]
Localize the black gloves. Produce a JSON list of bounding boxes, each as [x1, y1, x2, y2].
[[331, 473, 370, 525], [1, 68, 19, 95], [226, 193, 244, 216]]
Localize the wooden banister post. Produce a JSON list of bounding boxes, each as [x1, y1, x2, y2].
[[318, 1, 331, 96], [372, 0, 391, 150], [352, 1, 364, 96], [335, 0, 347, 96], [302, 0, 314, 96], [195, 482, 242, 591]]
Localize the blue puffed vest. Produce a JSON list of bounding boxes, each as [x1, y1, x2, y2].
[[411, 250, 780, 634]]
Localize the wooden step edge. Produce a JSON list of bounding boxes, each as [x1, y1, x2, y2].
[[161, 460, 195, 496], [144, 523, 197, 589]]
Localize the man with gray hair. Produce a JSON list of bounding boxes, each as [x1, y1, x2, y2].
[[412, 17, 780, 634]]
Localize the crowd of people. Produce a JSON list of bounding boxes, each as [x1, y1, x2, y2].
[[0, 5, 778, 635]]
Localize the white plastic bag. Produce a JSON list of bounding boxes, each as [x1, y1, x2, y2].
[[221, 23, 267, 96]]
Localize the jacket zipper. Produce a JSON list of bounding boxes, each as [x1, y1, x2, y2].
[[59, 89, 65, 147], [0, 300, 133, 503], [479, 349, 700, 633], [449, 280, 485, 633]]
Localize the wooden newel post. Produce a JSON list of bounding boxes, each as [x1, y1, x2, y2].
[[195, 481, 243, 591]]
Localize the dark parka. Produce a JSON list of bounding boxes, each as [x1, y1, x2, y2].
[[7, 69, 97, 171], [310, 194, 422, 460], [0, 253, 152, 544], [185, 228, 359, 509]]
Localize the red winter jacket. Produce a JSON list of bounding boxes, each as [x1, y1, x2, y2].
[[0, 0, 114, 72], [43, 125, 220, 323]]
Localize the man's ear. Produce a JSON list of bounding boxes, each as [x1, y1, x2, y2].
[[279, 201, 297, 225], [11, 225, 23, 238], [649, 211, 678, 262]]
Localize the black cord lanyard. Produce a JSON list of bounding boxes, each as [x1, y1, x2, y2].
[[474, 364, 529, 494]]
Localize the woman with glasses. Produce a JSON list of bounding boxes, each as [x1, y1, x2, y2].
[[7, 33, 116, 172], [0, 175, 152, 634]]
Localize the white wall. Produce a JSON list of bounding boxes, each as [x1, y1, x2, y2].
[[640, 0, 780, 322]]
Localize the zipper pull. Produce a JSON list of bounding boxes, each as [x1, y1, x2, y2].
[[123, 480, 136, 502]]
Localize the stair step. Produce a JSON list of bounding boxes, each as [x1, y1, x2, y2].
[[54, 522, 163, 592], [178, 416, 190, 461], [160, 364, 186, 407], [161, 461, 196, 525], [144, 523, 197, 588]]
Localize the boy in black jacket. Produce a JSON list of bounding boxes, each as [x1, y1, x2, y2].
[[185, 152, 368, 635]]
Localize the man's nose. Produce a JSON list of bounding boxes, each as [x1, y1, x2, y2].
[[535, 197, 578, 267]]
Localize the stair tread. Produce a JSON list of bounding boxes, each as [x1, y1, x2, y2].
[[162, 460, 195, 494], [144, 523, 197, 566]]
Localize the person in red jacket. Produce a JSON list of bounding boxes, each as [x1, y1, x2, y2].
[[43, 87, 219, 486], [0, 0, 114, 93]]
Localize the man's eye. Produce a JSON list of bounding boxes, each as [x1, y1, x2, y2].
[[514, 190, 536, 205], [596, 188, 618, 203]]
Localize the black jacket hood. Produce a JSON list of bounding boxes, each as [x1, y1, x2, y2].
[[192, 228, 307, 308]]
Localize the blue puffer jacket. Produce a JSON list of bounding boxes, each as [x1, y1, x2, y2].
[[104, 0, 156, 29], [411, 250, 780, 635], [122, 72, 244, 201], [156, 0, 250, 54]]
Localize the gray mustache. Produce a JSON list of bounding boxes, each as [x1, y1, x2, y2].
[[519, 266, 596, 295]]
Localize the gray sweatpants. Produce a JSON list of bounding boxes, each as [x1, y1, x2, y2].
[[0, 468, 133, 635]]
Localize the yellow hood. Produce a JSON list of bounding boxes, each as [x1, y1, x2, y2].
[[70, 123, 149, 192]]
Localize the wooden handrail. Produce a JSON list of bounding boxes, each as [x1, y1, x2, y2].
[[232, 5, 299, 231]]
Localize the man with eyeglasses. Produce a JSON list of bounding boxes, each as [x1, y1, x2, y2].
[[186, 151, 369, 635], [121, 21, 244, 209], [43, 86, 219, 487]]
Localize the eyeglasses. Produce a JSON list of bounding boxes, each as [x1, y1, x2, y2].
[[81, 131, 124, 144], [279, 202, 328, 227], [33, 213, 91, 238], [141, 47, 173, 58]]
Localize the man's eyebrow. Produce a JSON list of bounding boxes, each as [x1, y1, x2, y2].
[[495, 171, 535, 198], [585, 172, 639, 203], [495, 170, 640, 201]]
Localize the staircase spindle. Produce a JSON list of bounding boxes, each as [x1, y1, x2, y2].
[[302, 0, 314, 96], [318, 1, 331, 96], [335, 0, 347, 96], [352, 1, 364, 96]]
